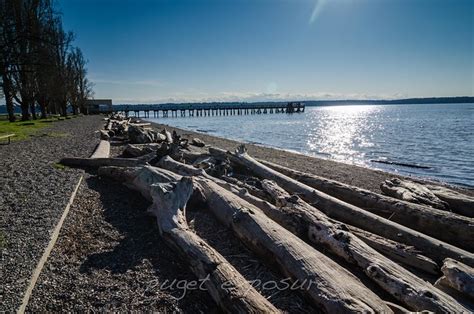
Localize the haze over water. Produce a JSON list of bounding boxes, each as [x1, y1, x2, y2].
[[149, 103, 474, 187]]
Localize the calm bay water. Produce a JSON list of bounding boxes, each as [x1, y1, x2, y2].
[[148, 103, 474, 187]]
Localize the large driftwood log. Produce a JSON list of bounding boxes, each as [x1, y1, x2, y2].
[[90, 140, 110, 159], [435, 258, 474, 300], [426, 185, 474, 218], [147, 178, 278, 313], [380, 178, 449, 209], [259, 179, 465, 312], [156, 155, 446, 276], [255, 159, 474, 250], [101, 167, 277, 312], [99, 165, 181, 201], [194, 177, 391, 312], [60, 157, 146, 168], [381, 178, 474, 218], [346, 225, 439, 275], [227, 147, 474, 266]]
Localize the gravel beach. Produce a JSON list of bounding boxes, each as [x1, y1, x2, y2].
[[0, 116, 103, 312]]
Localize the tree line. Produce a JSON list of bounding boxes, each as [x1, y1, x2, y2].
[[0, 0, 93, 122]]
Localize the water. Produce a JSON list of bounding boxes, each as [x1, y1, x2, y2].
[[147, 103, 474, 187]]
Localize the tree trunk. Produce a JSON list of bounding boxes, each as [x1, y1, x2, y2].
[[227, 147, 474, 267], [257, 159, 474, 249], [435, 258, 474, 299], [257, 179, 465, 312], [147, 177, 279, 313]]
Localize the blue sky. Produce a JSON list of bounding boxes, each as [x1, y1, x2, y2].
[[59, 0, 473, 103]]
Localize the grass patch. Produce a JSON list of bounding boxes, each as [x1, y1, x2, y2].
[[53, 162, 69, 170], [0, 116, 77, 142]]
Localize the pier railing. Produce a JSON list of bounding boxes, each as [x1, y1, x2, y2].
[[107, 102, 305, 118]]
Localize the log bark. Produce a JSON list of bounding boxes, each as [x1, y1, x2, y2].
[[156, 155, 443, 276], [227, 147, 474, 266], [194, 177, 391, 312], [60, 157, 146, 168], [346, 226, 439, 275], [146, 177, 279, 313], [124, 143, 161, 157], [100, 165, 277, 312], [435, 258, 474, 299], [426, 185, 474, 218], [90, 140, 110, 159], [256, 159, 474, 250], [98, 165, 181, 201], [380, 178, 449, 209], [258, 179, 465, 312]]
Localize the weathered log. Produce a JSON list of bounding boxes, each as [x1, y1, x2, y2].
[[99, 129, 110, 140], [60, 157, 146, 168], [346, 226, 439, 275], [228, 147, 474, 266], [426, 185, 474, 218], [161, 128, 173, 143], [194, 177, 391, 312], [99, 165, 181, 201], [124, 143, 161, 157], [435, 258, 474, 300], [90, 140, 110, 159], [259, 179, 465, 312], [147, 177, 278, 313], [381, 178, 449, 209], [257, 159, 474, 250]]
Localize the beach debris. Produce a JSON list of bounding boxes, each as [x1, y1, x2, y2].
[[435, 258, 474, 300], [220, 145, 474, 266], [381, 178, 474, 218], [89, 140, 111, 159], [256, 179, 464, 312], [253, 159, 474, 251], [191, 137, 206, 147], [381, 178, 449, 210]]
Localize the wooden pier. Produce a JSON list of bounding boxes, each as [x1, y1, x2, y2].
[[110, 102, 305, 118]]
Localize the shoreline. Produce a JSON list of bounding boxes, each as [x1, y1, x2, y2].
[[147, 120, 474, 196]]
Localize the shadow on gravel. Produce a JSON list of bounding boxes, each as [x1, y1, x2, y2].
[[79, 175, 215, 311]]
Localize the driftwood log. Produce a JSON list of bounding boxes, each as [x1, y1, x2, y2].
[[346, 225, 439, 275], [258, 179, 465, 312], [381, 178, 474, 218], [435, 258, 474, 300], [380, 178, 449, 209], [60, 157, 146, 168], [90, 140, 110, 159], [152, 159, 390, 311], [194, 177, 391, 312], [101, 167, 278, 312], [226, 147, 474, 266], [148, 178, 278, 313], [255, 159, 474, 250]]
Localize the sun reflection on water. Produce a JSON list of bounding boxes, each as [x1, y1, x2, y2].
[[306, 105, 380, 163]]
